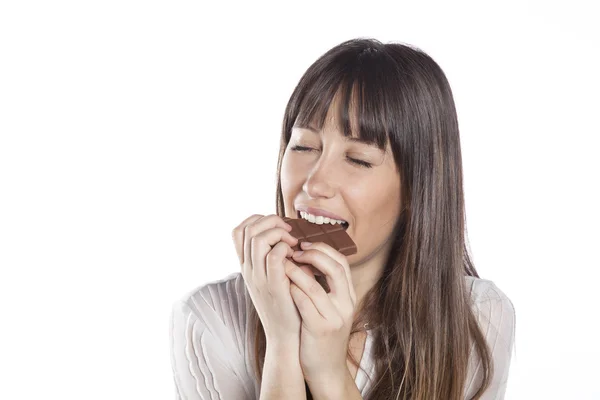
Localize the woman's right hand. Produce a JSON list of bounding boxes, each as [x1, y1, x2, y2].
[[232, 214, 302, 345]]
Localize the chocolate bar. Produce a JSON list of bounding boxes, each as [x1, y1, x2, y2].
[[283, 217, 357, 256]]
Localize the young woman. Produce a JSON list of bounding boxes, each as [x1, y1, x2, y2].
[[170, 38, 516, 400]]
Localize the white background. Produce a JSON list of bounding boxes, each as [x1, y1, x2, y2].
[[1, 1, 598, 399]]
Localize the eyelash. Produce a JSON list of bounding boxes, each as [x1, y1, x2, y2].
[[290, 145, 373, 169]]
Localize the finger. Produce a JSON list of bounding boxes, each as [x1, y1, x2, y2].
[[244, 216, 297, 280], [232, 214, 264, 265], [286, 262, 340, 322], [292, 248, 354, 307], [265, 241, 295, 291], [243, 215, 294, 265], [297, 264, 316, 279], [254, 227, 298, 279], [289, 281, 334, 330], [297, 242, 356, 305]]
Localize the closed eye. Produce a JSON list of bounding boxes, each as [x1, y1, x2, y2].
[[290, 145, 373, 169]]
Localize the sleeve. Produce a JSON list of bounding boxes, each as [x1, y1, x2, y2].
[[169, 299, 254, 400], [464, 283, 516, 400]]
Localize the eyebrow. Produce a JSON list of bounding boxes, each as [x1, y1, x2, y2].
[[295, 125, 382, 148]]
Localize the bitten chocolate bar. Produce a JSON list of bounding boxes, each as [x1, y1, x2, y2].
[[283, 217, 357, 256]]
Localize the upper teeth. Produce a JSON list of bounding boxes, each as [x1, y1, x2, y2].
[[300, 211, 346, 226]]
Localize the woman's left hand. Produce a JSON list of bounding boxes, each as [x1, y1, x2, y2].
[[285, 241, 357, 388]]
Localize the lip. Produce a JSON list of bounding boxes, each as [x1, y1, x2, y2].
[[295, 205, 347, 222]]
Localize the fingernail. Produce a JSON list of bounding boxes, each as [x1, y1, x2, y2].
[[285, 224, 293, 231], [293, 251, 304, 257], [300, 241, 312, 248]]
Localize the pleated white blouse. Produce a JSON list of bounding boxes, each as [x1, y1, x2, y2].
[[170, 272, 515, 400]]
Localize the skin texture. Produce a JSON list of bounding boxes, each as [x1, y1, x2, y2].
[[280, 93, 403, 309]]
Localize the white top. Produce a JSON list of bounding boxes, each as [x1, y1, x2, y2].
[[169, 272, 515, 400]]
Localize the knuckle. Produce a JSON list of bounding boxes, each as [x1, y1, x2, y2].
[[266, 249, 280, 263], [250, 235, 262, 249], [245, 225, 256, 237]]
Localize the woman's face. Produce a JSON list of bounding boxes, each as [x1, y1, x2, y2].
[[280, 101, 403, 268]]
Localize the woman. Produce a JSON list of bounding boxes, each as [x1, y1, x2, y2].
[[170, 38, 515, 400]]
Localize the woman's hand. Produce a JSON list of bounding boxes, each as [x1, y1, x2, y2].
[[285, 241, 358, 387], [232, 214, 302, 345]]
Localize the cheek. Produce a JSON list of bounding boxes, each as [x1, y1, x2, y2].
[[280, 154, 301, 193], [344, 181, 371, 206], [348, 176, 401, 223], [371, 187, 402, 228]]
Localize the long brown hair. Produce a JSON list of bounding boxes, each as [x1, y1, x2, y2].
[[248, 38, 493, 400]]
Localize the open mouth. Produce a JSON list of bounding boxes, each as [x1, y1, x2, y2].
[[296, 211, 349, 231]]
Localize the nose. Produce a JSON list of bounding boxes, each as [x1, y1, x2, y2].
[[302, 157, 336, 199]]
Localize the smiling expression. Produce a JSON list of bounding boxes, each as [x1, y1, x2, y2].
[[280, 93, 403, 267]]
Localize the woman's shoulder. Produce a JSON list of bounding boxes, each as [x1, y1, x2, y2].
[[174, 272, 247, 321], [462, 276, 516, 398], [176, 271, 244, 302], [170, 272, 257, 398], [464, 275, 514, 307], [463, 275, 516, 339], [171, 272, 250, 358]]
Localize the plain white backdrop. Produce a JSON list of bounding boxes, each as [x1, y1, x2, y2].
[[1, 0, 598, 399]]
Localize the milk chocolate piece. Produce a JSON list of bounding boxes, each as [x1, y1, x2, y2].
[[283, 217, 357, 256]]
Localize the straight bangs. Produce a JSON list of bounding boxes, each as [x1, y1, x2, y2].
[[289, 45, 406, 154]]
